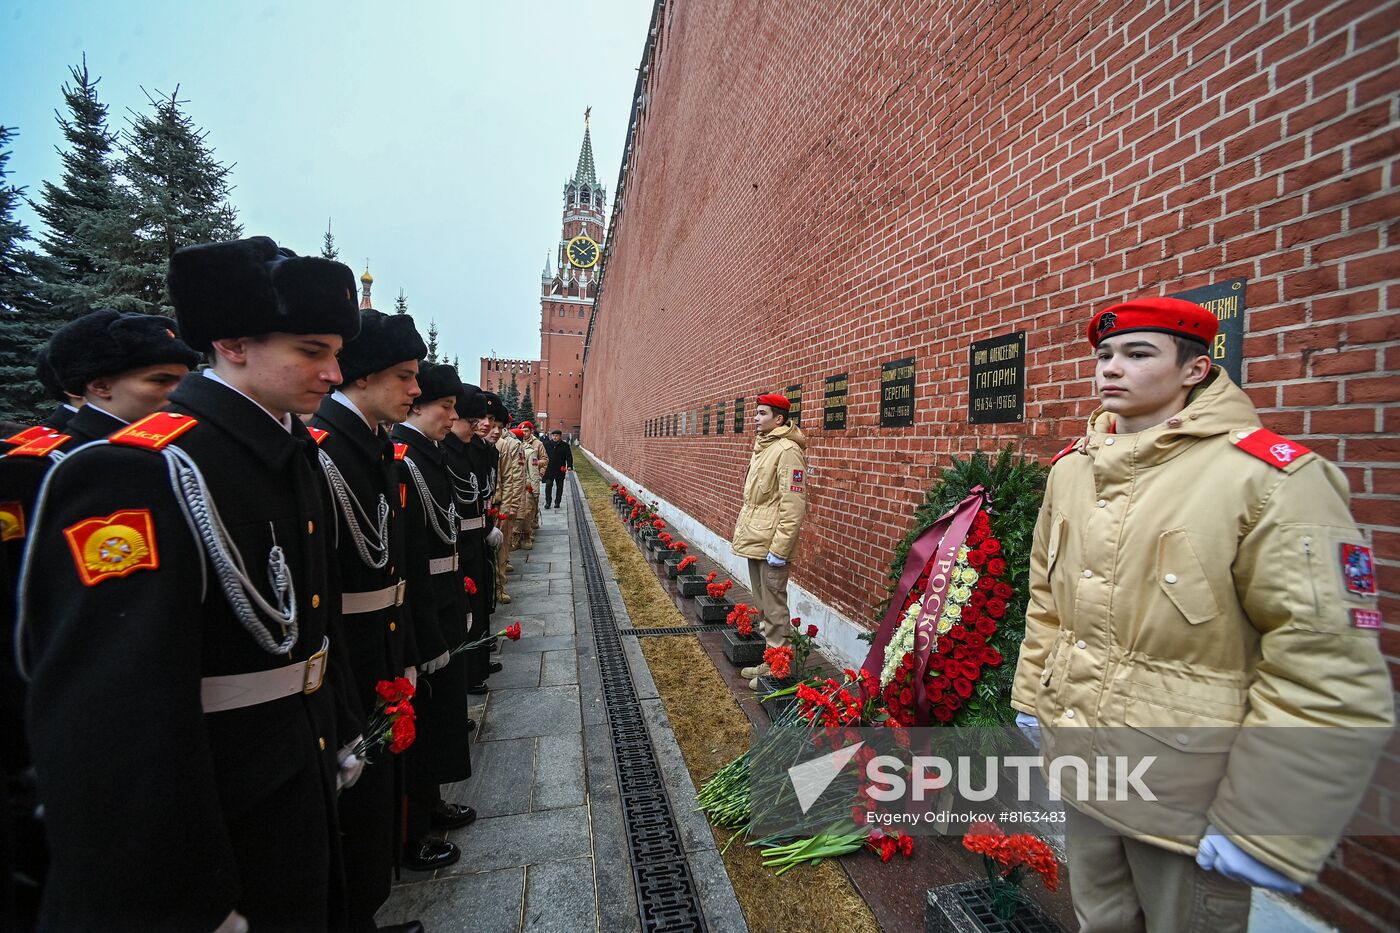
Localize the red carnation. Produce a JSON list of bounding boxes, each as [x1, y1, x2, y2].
[[505, 623, 522, 640], [463, 576, 478, 595], [986, 557, 1007, 576], [389, 716, 416, 754]]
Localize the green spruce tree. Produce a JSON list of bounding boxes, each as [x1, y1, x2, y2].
[[0, 126, 60, 422], [452, 354, 459, 372], [425, 319, 439, 362], [394, 288, 408, 315], [320, 218, 337, 260], [114, 86, 241, 314], [30, 56, 132, 317], [521, 386, 534, 419], [503, 372, 520, 418]]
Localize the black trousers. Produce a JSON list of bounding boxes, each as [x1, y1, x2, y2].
[[543, 474, 565, 507]]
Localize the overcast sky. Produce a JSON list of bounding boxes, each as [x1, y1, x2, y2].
[[2, 0, 654, 366]]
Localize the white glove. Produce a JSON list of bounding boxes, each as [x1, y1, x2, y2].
[[766, 551, 786, 567], [1196, 826, 1303, 893], [1015, 711, 1041, 750], [336, 739, 365, 791], [213, 910, 249, 933], [486, 526, 504, 548], [404, 666, 418, 688], [419, 651, 450, 675]]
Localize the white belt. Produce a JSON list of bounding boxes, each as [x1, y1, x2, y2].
[[201, 637, 330, 714], [428, 554, 459, 575], [342, 580, 406, 615], [459, 515, 485, 531]]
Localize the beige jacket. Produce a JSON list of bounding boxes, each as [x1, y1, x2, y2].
[[1012, 369, 1393, 882], [731, 424, 808, 560], [522, 435, 546, 489], [494, 433, 526, 517]]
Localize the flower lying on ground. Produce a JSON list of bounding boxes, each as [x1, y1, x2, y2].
[[865, 829, 914, 863]]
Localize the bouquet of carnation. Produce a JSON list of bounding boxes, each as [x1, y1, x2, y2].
[[670, 541, 688, 553], [351, 677, 418, 764], [963, 820, 1059, 919], [450, 623, 522, 656], [726, 602, 757, 636], [677, 555, 698, 573], [706, 577, 735, 599]]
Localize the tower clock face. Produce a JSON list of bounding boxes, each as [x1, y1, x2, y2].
[[566, 235, 600, 269]]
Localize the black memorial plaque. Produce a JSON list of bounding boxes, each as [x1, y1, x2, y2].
[[734, 397, 745, 433], [880, 357, 916, 428], [1169, 278, 1247, 385], [785, 384, 803, 426], [703, 405, 711, 435], [717, 401, 726, 434], [968, 331, 1027, 424], [823, 373, 849, 430]]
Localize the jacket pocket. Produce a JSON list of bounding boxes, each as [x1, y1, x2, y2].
[[1045, 513, 1066, 572], [1156, 529, 1220, 625]]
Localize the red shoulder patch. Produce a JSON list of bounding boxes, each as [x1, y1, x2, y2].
[[109, 412, 198, 451], [4, 425, 56, 446], [63, 508, 159, 586], [1050, 440, 1082, 465], [0, 501, 25, 542], [306, 426, 329, 445], [393, 442, 409, 461], [6, 433, 69, 457], [1231, 427, 1312, 470]]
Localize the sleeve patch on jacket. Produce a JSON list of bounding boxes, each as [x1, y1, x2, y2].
[[1340, 543, 1377, 597], [109, 411, 198, 450], [0, 500, 25, 542], [790, 468, 804, 492], [1231, 427, 1312, 470], [1352, 609, 1382, 629], [63, 508, 160, 586]]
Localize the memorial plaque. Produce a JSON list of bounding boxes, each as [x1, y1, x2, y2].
[[969, 331, 1026, 424], [1169, 278, 1247, 385], [691, 409, 698, 435], [879, 357, 916, 427], [703, 404, 711, 435], [717, 401, 726, 434], [785, 384, 803, 426], [647, 419, 653, 437], [823, 373, 849, 430], [734, 397, 745, 433]]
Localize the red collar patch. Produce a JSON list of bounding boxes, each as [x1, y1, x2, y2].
[[4, 425, 56, 446], [1050, 440, 1082, 465], [393, 442, 409, 461], [1232, 427, 1311, 470], [109, 412, 198, 451], [306, 426, 329, 445]]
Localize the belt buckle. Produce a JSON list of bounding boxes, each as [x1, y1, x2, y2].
[[303, 638, 329, 694], [394, 579, 407, 607]]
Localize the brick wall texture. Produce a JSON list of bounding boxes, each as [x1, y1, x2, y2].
[[580, 1, 1398, 926]]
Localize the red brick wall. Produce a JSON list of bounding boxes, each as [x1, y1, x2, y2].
[[582, 1, 1397, 926]]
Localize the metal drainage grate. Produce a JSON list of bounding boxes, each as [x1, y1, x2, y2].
[[571, 476, 707, 932], [620, 625, 714, 637]]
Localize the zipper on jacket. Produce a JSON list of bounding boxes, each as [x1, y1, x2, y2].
[[1302, 535, 1321, 617]]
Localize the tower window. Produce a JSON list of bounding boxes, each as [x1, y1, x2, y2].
[[578, 309, 585, 318], [559, 308, 565, 317]]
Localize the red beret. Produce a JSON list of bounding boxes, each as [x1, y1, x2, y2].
[[511, 427, 525, 437], [519, 420, 533, 429], [756, 393, 791, 411], [1088, 297, 1218, 349]]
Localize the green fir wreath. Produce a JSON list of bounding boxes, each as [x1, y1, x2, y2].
[[873, 445, 1049, 727]]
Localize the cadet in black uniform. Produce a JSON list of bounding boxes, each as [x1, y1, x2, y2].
[[391, 362, 476, 871], [444, 384, 501, 695], [17, 235, 360, 932], [0, 309, 198, 931], [308, 310, 427, 933]]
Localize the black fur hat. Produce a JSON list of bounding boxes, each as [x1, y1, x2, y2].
[[414, 361, 461, 404], [337, 310, 428, 383], [481, 391, 510, 423], [455, 381, 487, 419], [48, 309, 201, 394], [167, 235, 360, 352], [35, 347, 68, 401]]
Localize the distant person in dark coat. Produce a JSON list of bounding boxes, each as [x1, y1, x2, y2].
[[542, 429, 573, 509]]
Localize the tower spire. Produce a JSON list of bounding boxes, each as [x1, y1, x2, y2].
[[572, 107, 597, 187]]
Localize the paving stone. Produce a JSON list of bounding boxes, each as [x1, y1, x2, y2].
[[582, 717, 641, 933], [523, 858, 596, 933], [619, 632, 659, 701], [548, 578, 573, 596], [512, 633, 578, 654], [533, 732, 585, 810], [442, 736, 536, 819], [375, 868, 524, 933], [488, 651, 543, 689], [507, 580, 552, 598], [439, 806, 591, 875], [541, 649, 577, 686], [690, 847, 749, 932], [479, 685, 580, 740]]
